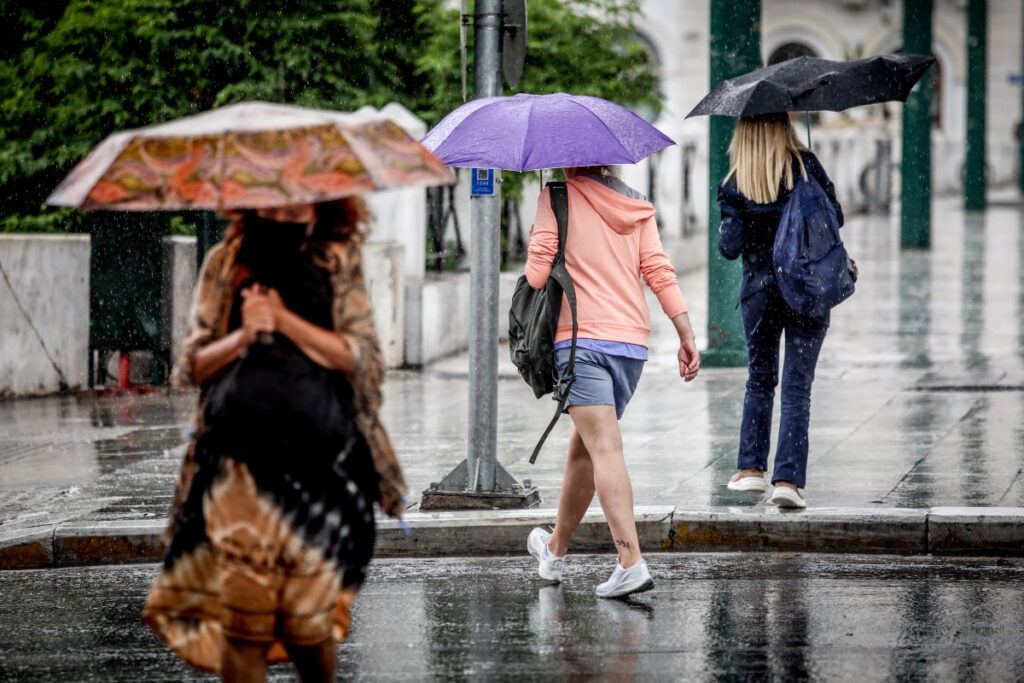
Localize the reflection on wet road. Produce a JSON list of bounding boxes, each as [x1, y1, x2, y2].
[[1, 554, 1022, 681]]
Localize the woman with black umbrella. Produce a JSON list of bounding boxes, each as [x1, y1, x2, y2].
[[717, 113, 843, 508]]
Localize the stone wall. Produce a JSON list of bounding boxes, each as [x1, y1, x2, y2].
[[405, 271, 520, 367], [363, 242, 406, 369], [0, 235, 90, 397], [160, 236, 197, 365]]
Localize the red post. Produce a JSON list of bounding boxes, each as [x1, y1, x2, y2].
[[117, 352, 131, 390]]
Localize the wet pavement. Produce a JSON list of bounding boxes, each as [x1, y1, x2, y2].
[[2, 197, 1024, 546], [1, 553, 1023, 681]]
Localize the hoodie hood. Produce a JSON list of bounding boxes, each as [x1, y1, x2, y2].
[[567, 176, 655, 235]]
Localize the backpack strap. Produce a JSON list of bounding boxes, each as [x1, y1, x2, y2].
[[529, 182, 578, 464]]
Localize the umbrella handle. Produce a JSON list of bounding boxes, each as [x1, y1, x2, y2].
[[805, 111, 812, 149]]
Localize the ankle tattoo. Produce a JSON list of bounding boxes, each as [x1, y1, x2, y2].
[[615, 539, 631, 551]]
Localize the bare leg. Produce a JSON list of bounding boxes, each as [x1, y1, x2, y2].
[[568, 405, 641, 568], [284, 639, 336, 683], [549, 424, 596, 557], [221, 638, 270, 683]]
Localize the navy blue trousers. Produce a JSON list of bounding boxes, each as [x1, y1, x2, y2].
[[737, 287, 828, 488]]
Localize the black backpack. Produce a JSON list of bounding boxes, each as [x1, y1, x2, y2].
[[508, 182, 578, 464]]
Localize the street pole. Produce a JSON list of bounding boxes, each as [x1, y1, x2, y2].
[[703, 0, 760, 368], [901, 0, 933, 249], [1020, 2, 1024, 196], [468, 0, 502, 494], [421, 0, 538, 510], [965, 0, 987, 211]]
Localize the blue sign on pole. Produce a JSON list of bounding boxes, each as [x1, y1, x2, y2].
[[471, 168, 495, 196]]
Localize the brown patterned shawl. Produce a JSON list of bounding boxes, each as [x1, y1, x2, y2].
[[164, 237, 406, 544]]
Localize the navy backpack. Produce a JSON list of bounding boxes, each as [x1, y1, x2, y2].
[[773, 171, 856, 319]]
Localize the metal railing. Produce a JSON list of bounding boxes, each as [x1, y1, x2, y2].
[[426, 182, 465, 271]]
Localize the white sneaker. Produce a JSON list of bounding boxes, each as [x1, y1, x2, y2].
[[770, 485, 807, 508], [595, 560, 654, 599], [527, 527, 564, 583], [727, 473, 769, 492]]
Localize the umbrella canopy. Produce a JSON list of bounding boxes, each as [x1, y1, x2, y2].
[[686, 54, 936, 118], [47, 101, 456, 211], [421, 92, 674, 172]]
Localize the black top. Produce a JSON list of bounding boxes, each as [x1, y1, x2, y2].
[[205, 219, 355, 457], [717, 151, 843, 303], [173, 221, 379, 581]]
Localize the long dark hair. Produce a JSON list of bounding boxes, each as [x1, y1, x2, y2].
[[223, 197, 372, 247], [224, 197, 372, 294]]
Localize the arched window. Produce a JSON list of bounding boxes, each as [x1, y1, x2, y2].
[[767, 42, 818, 66], [768, 42, 821, 126], [632, 31, 662, 123]]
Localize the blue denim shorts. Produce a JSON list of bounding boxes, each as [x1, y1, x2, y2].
[[553, 348, 645, 419]]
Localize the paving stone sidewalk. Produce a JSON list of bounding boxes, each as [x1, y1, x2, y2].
[[2, 197, 1023, 567]]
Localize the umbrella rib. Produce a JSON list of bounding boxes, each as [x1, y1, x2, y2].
[[519, 99, 535, 171], [566, 99, 634, 165]]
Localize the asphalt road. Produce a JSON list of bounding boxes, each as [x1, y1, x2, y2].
[[2, 553, 1023, 682]]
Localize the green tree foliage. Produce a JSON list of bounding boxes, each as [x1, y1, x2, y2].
[[0, 0, 660, 231], [412, 0, 660, 199], [412, 0, 659, 126]]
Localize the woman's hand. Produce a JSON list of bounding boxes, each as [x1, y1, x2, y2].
[[671, 312, 700, 382], [240, 285, 278, 345], [678, 337, 700, 382]]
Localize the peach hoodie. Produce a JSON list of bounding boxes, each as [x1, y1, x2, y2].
[[525, 176, 687, 347]]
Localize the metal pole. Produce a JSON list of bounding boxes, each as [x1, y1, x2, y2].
[[1020, 2, 1024, 195], [704, 0, 760, 368], [965, 0, 987, 210], [421, 0, 538, 510], [467, 0, 502, 492], [902, 0, 933, 247]]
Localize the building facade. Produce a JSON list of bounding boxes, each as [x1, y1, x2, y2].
[[630, 0, 1023, 246]]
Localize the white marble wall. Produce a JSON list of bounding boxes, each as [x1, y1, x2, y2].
[[0, 235, 90, 396], [160, 236, 197, 365]]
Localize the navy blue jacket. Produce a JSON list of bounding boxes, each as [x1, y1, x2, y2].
[[717, 151, 843, 304]]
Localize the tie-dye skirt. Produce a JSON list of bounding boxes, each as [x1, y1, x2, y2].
[[143, 415, 377, 672]]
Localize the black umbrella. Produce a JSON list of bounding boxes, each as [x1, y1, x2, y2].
[[686, 53, 936, 119]]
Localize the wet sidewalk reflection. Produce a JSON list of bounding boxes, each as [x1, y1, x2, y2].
[[1, 554, 1022, 681]]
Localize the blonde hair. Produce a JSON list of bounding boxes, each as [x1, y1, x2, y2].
[[726, 115, 807, 204]]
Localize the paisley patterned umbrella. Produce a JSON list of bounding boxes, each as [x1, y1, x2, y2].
[[47, 101, 455, 211]]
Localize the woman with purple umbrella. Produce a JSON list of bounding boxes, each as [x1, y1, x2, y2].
[[423, 92, 699, 598], [524, 165, 700, 598]]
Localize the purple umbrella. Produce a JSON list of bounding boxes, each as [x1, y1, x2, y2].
[[421, 92, 674, 171]]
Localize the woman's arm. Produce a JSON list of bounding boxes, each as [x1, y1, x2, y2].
[[173, 244, 238, 388], [190, 329, 249, 385], [276, 301, 355, 372], [717, 183, 744, 260], [247, 286, 355, 373], [637, 219, 699, 382], [638, 216, 688, 318], [189, 285, 276, 384], [524, 186, 559, 289]]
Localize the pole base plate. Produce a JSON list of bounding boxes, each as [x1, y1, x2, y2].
[[419, 488, 541, 511]]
